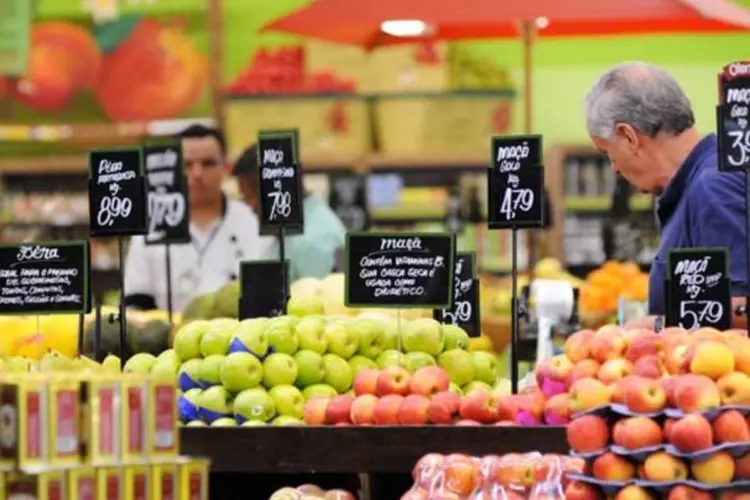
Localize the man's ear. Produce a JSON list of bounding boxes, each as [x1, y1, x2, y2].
[[615, 123, 640, 153]]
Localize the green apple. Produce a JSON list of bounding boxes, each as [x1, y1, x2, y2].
[[348, 355, 378, 377], [173, 320, 210, 361], [230, 318, 269, 358], [200, 322, 235, 357], [123, 353, 157, 374], [321, 353, 353, 393], [402, 318, 444, 356], [178, 388, 202, 422], [403, 352, 436, 373], [211, 417, 238, 427], [267, 315, 299, 330], [287, 294, 324, 317], [471, 351, 498, 385], [272, 415, 304, 426], [265, 322, 299, 355], [197, 385, 231, 418], [268, 385, 305, 418], [438, 349, 475, 386], [158, 349, 178, 363], [301, 384, 337, 400], [324, 320, 358, 359], [101, 354, 121, 373], [178, 358, 203, 391], [241, 420, 266, 427], [294, 316, 328, 354], [262, 353, 298, 388], [376, 350, 402, 369], [442, 324, 471, 350], [219, 352, 264, 392], [199, 354, 226, 386], [463, 380, 493, 395], [150, 356, 180, 381], [294, 350, 325, 387], [449, 382, 463, 395], [185, 420, 207, 427], [233, 387, 275, 423], [381, 318, 400, 351], [493, 378, 512, 398], [352, 318, 385, 359]]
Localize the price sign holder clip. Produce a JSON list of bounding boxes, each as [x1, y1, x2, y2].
[[487, 135, 544, 394], [257, 129, 305, 314], [717, 61, 750, 329]]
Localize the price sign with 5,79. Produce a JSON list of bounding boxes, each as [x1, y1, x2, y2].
[[487, 135, 544, 229], [433, 252, 481, 337], [257, 130, 304, 229], [665, 248, 732, 331]]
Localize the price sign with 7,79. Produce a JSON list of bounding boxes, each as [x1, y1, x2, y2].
[[487, 135, 544, 229]]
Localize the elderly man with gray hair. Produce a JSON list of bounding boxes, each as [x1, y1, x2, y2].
[[584, 62, 748, 328]]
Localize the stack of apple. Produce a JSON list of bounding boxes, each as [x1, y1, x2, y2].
[[304, 365, 518, 426], [172, 312, 511, 427], [547, 325, 750, 500], [400, 451, 584, 499]]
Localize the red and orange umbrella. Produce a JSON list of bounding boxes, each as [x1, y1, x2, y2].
[[263, 0, 750, 131]]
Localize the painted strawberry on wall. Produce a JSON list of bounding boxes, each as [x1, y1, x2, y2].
[[94, 16, 207, 121], [8, 21, 102, 113]]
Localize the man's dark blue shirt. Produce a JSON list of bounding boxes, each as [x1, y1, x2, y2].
[[648, 134, 749, 315]]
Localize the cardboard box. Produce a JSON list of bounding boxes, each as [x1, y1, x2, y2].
[[96, 467, 122, 500], [123, 465, 151, 500], [178, 457, 209, 500], [48, 376, 81, 468], [121, 376, 148, 464], [80, 377, 121, 465], [151, 463, 177, 500], [148, 380, 178, 461], [5, 470, 65, 500], [68, 466, 96, 500], [0, 375, 49, 472]]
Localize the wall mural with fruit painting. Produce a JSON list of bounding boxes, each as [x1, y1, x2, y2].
[[0, 2, 209, 125]]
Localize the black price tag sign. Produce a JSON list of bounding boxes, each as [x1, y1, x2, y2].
[[717, 62, 750, 172], [329, 172, 370, 231], [0, 241, 91, 315], [665, 248, 732, 330], [257, 129, 304, 229], [88, 148, 147, 236], [487, 135, 544, 229], [345, 232, 456, 309], [433, 252, 481, 337], [143, 144, 190, 245], [239, 260, 290, 319]]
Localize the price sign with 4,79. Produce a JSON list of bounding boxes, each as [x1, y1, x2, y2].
[[257, 129, 304, 229], [665, 248, 732, 331], [487, 135, 544, 229]]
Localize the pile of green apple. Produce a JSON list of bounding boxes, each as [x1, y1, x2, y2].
[[168, 310, 510, 427]]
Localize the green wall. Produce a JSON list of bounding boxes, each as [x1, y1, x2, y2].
[[224, 0, 750, 145]]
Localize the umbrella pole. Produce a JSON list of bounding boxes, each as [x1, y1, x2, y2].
[[520, 20, 539, 273]]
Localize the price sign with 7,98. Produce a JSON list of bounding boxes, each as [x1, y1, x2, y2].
[[665, 248, 732, 331], [257, 129, 304, 229], [487, 135, 544, 229]]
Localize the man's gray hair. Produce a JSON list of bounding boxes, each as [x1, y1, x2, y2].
[[584, 62, 695, 140]]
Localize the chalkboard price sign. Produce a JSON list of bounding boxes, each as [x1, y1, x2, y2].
[[144, 144, 190, 245], [717, 62, 750, 172], [88, 148, 148, 236], [487, 135, 544, 229], [665, 248, 732, 330], [239, 260, 290, 319], [345, 232, 456, 309], [257, 130, 304, 229], [433, 252, 481, 337], [0, 241, 91, 315]]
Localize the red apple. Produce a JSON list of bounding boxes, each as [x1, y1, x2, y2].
[[397, 394, 431, 425], [566, 414, 609, 453], [633, 354, 666, 379], [303, 396, 330, 425], [624, 376, 667, 413], [409, 366, 450, 397], [459, 390, 501, 424], [427, 391, 461, 425], [373, 394, 404, 425], [376, 366, 411, 396], [353, 368, 379, 396], [669, 414, 714, 453], [350, 394, 378, 425], [325, 395, 353, 425]]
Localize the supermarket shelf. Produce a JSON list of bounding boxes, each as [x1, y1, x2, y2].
[[180, 426, 566, 474], [564, 194, 653, 212]]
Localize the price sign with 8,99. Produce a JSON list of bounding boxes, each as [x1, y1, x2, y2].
[[717, 61, 750, 171], [257, 129, 304, 229], [487, 135, 544, 229], [433, 252, 481, 337], [88, 147, 147, 236], [666, 248, 732, 331]]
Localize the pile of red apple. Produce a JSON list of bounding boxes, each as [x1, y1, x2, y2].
[[400, 451, 584, 499], [227, 45, 357, 95], [543, 325, 750, 500], [303, 365, 556, 426]]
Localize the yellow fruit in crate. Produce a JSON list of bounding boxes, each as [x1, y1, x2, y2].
[[0, 316, 23, 356], [12, 315, 79, 360], [290, 278, 322, 298], [468, 335, 492, 351]]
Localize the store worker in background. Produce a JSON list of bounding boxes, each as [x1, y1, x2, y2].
[[124, 125, 266, 311], [233, 143, 346, 281], [584, 62, 748, 328]]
